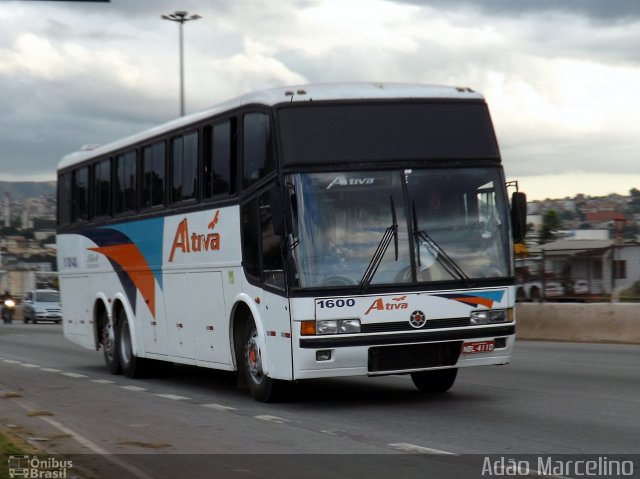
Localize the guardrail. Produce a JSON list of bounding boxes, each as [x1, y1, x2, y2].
[[516, 303, 640, 344]]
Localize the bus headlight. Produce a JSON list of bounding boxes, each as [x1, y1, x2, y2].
[[303, 319, 362, 335], [470, 309, 509, 325], [316, 320, 339, 335], [339, 319, 361, 333]]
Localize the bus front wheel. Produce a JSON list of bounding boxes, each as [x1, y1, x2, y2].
[[243, 322, 284, 402], [411, 368, 457, 393]]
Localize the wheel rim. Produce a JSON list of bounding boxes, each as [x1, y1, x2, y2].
[[245, 329, 264, 385], [103, 324, 116, 362]]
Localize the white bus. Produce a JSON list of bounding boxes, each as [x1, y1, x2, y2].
[[57, 83, 527, 401]]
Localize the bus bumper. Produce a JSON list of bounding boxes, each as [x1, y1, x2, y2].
[[292, 325, 515, 380]]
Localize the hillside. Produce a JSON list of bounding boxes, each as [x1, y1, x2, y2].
[[0, 181, 56, 200]]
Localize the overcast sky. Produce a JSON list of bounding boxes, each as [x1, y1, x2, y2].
[[1, 0, 639, 200]]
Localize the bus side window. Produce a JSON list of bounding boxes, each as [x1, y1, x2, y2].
[[142, 141, 166, 209], [260, 188, 285, 288], [241, 197, 260, 279], [203, 120, 235, 199], [171, 131, 199, 203], [58, 172, 72, 226], [243, 113, 274, 189], [241, 187, 285, 288], [93, 158, 111, 218], [114, 151, 137, 215], [72, 166, 89, 223]]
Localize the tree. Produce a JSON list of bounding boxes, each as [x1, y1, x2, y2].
[[540, 210, 560, 244], [629, 188, 640, 214]]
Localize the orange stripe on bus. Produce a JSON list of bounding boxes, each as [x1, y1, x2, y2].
[[89, 244, 156, 318]]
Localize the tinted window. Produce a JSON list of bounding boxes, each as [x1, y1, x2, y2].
[[36, 291, 60, 303], [204, 121, 234, 198], [73, 166, 89, 222], [277, 102, 499, 166], [243, 113, 274, 188], [58, 172, 72, 226], [93, 158, 111, 218], [260, 188, 285, 288], [241, 189, 285, 287], [241, 197, 260, 278], [142, 141, 166, 208], [115, 151, 137, 214], [171, 131, 198, 203]]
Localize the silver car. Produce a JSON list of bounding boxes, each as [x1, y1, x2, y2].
[[23, 289, 63, 324]]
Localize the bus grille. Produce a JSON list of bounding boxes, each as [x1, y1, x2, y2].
[[362, 317, 470, 333], [368, 341, 462, 373]]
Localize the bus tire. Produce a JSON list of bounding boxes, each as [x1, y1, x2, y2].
[[243, 322, 283, 402], [103, 331, 121, 375], [117, 310, 149, 379], [101, 312, 121, 375], [411, 368, 457, 393]]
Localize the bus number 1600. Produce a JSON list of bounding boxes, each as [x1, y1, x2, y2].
[[317, 299, 355, 309]]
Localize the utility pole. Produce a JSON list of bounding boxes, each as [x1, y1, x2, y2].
[[161, 11, 201, 116]]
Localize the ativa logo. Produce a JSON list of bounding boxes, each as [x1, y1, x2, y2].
[[169, 211, 221, 262], [326, 176, 375, 189], [365, 295, 409, 315]]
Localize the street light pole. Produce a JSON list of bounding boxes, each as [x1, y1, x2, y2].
[[161, 11, 201, 117]]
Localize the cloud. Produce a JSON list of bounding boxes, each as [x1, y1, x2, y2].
[[0, 0, 638, 195], [392, 0, 640, 23]]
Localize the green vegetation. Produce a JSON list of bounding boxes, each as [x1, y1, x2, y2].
[[540, 209, 561, 244], [619, 281, 640, 303], [0, 429, 28, 454], [0, 428, 38, 478]]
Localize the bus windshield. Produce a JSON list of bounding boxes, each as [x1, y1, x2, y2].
[[286, 167, 512, 289]]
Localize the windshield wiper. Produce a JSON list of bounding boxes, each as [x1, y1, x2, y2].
[[412, 202, 472, 286], [359, 196, 398, 291]]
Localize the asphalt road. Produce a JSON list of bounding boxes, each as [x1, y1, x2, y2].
[[1, 322, 639, 479]]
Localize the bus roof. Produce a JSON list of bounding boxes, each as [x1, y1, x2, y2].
[[58, 82, 485, 171]]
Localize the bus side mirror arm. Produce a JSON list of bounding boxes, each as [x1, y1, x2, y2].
[[510, 192, 527, 243]]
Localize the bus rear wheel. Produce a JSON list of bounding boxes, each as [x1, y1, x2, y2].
[[117, 310, 150, 379], [411, 368, 457, 393], [243, 322, 284, 402], [102, 319, 121, 375]]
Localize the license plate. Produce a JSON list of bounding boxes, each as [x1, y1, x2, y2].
[[462, 340, 495, 354]]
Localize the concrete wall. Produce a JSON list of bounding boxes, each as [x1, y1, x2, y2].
[[516, 303, 640, 344], [0, 270, 36, 297]]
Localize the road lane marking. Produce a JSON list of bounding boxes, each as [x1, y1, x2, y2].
[[20, 363, 40, 368], [254, 415, 291, 424], [38, 415, 110, 454], [39, 416, 158, 479], [155, 394, 190, 401], [3, 359, 22, 364], [14, 401, 156, 479], [92, 379, 115, 384], [388, 443, 457, 455], [202, 403, 238, 411], [121, 385, 147, 392], [321, 429, 351, 436], [61, 372, 88, 378], [41, 368, 62, 373]]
